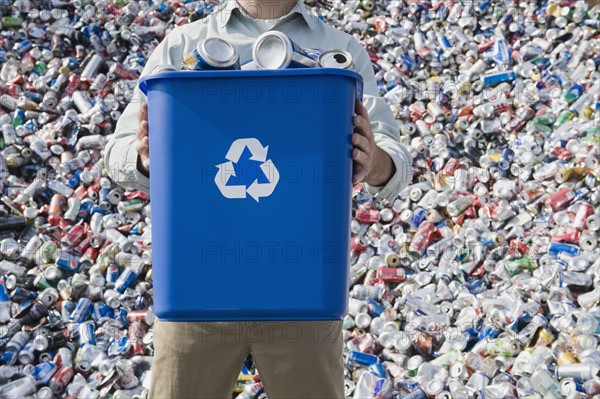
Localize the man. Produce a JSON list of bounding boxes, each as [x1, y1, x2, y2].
[[104, 0, 412, 397]]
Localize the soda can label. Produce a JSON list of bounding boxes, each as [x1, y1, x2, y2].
[[69, 297, 93, 323], [548, 242, 580, 258], [114, 268, 138, 293], [55, 253, 81, 274], [78, 321, 96, 346], [92, 302, 113, 323], [30, 361, 58, 385], [347, 351, 379, 366], [181, 38, 240, 70]]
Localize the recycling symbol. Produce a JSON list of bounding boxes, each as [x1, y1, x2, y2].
[[214, 138, 280, 202]]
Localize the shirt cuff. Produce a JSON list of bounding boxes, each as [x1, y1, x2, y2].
[[122, 142, 151, 195], [363, 146, 413, 203]]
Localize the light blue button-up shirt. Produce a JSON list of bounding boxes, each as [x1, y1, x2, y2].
[[104, 0, 413, 202]]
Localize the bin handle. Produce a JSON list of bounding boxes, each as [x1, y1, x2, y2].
[[139, 78, 148, 96], [355, 80, 364, 102]]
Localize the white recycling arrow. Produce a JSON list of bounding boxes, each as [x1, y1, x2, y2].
[[214, 161, 247, 199], [225, 138, 268, 163], [246, 160, 280, 202], [215, 138, 279, 201]]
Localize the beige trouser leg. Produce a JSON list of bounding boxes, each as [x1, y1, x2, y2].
[[249, 321, 345, 399], [149, 320, 250, 399], [149, 320, 344, 399]]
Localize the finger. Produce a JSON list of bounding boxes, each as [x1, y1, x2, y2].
[[352, 133, 371, 154], [353, 115, 372, 139], [352, 163, 367, 184], [353, 148, 369, 167], [136, 120, 148, 140], [135, 137, 149, 158], [355, 99, 369, 119], [138, 103, 148, 123]]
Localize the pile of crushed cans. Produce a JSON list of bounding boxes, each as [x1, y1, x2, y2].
[[0, 0, 598, 398]]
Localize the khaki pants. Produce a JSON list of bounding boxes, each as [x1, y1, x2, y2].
[[149, 319, 345, 399]]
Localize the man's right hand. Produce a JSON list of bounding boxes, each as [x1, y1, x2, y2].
[[135, 103, 150, 176]]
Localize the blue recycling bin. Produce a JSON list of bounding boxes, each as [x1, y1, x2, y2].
[[139, 69, 362, 321]]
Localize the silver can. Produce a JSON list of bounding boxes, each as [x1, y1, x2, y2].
[[318, 49, 355, 70], [252, 31, 319, 70], [181, 37, 240, 70], [150, 64, 179, 75]]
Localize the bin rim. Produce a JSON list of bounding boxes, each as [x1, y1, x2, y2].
[[138, 67, 363, 97]]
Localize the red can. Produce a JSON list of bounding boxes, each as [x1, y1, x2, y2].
[[573, 203, 594, 230], [351, 236, 368, 254], [128, 321, 148, 356], [376, 267, 406, 283], [48, 194, 65, 216], [128, 309, 156, 326], [73, 185, 88, 201], [49, 366, 74, 394], [551, 229, 580, 243], [62, 224, 87, 248], [63, 74, 81, 97], [108, 63, 140, 80], [545, 187, 575, 212], [356, 205, 381, 224], [441, 158, 460, 177], [408, 221, 436, 257]]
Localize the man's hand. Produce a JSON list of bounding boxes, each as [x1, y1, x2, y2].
[[352, 99, 395, 186], [135, 103, 150, 176]]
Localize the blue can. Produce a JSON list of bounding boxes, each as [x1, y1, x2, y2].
[[411, 208, 427, 229], [22, 91, 43, 103], [113, 307, 129, 327], [347, 351, 379, 366], [365, 299, 384, 317], [29, 362, 57, 385], [99, 187, 111, 208], [0, 350, 17, 365], [78, 199, 95, 219], [482, 71, 516, 87], [500, 13, 513, 26], [369, 363, 388, 378], [70, 297, 93, 323], [92, 302, 113, 323], [182, 37, 240, 70], [492, 39, 511, 65], [0, 277, 9, 302], [67, 170, 81, 187], [478, 322, 500, 340], [79, 320, 96, 346], [106, 264, 119, 287], [115, 268, 138, 293], [548, 242, 580, 258], [476, 1, 491, 14], [437, 34, 452, 51], [13, 39, 32, 56], [107, 336, 130, 357], [56, 253, 81, 274], [61, 300, 75, 321]]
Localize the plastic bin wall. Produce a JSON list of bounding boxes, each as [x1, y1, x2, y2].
[[139, 69, 362, 321]]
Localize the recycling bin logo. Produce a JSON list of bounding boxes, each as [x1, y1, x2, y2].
[[214, 138, 280, 202]]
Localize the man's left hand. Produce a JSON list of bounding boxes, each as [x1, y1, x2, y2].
[[352, 99, 395, 186]]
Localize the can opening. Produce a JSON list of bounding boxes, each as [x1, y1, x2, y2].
[[334, 53, 347, 64], [204, 38, 236, 64], [254, 36, 287, 69]]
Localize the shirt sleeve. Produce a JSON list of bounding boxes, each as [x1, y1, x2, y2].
[[347, 38, 413, 203], [103, 26, 187, 194]]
